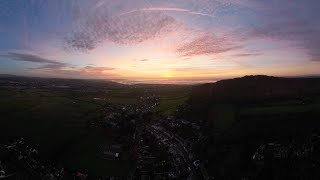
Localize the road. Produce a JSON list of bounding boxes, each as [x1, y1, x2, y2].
[[147, 125, 196, 176]]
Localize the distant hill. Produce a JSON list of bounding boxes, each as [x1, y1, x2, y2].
[[192, 75, 320, 101], [186, 75, 320, 120], [0, 74, 124, 88], [0, 74, 19, 78]]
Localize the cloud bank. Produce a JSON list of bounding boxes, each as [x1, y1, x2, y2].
[[1, 52, 116, 77]]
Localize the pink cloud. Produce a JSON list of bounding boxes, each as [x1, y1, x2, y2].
[[175, 32, 242, 57], [232, 53, 262, 57]]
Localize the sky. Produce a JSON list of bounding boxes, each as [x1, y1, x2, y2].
[[0, 0, 320, 84]]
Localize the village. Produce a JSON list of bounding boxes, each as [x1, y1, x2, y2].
[[0, 76, 205, 179], [90, 91, 206, 179]]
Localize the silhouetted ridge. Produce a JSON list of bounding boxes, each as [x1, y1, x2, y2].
[[185, 75, 320, 120], [201, 75, 319, 101]]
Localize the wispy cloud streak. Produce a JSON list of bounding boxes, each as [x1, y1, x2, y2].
[[232, 53, 262, 57], [119, 7, 215, 18], [0, 53, 65, 66]]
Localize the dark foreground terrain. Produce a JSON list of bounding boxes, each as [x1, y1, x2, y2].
[[1, 75, 320, 179]]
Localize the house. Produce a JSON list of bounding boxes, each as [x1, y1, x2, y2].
[[103, 151, 119, 160]]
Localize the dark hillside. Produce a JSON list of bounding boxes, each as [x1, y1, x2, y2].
[[185, 76, 320, 179], [198, 75, 320, 102], [186, 75, 320, 119]]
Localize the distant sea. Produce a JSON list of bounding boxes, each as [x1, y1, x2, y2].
[[114, 78, 217, 85]]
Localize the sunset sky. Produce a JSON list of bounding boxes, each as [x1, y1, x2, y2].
[[0, 0, 320, 83]]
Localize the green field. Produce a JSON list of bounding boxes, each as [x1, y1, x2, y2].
[[154, 96, 189, 115], [152, 85, 191, 115]]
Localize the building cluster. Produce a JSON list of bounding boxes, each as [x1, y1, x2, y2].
[[139, 92, 160, 110], [133, 116, 205, 179], [161, 116, 201, 137], [159, 116, 202, 157], [134, 127, 175, 179], [248, 133, 320, 179], [102, 144, 121, 160], [0, 138, 128, 180], [90, 104, 138, 129], [253, 133, 320, 163], [0, 138, 64, 179]]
